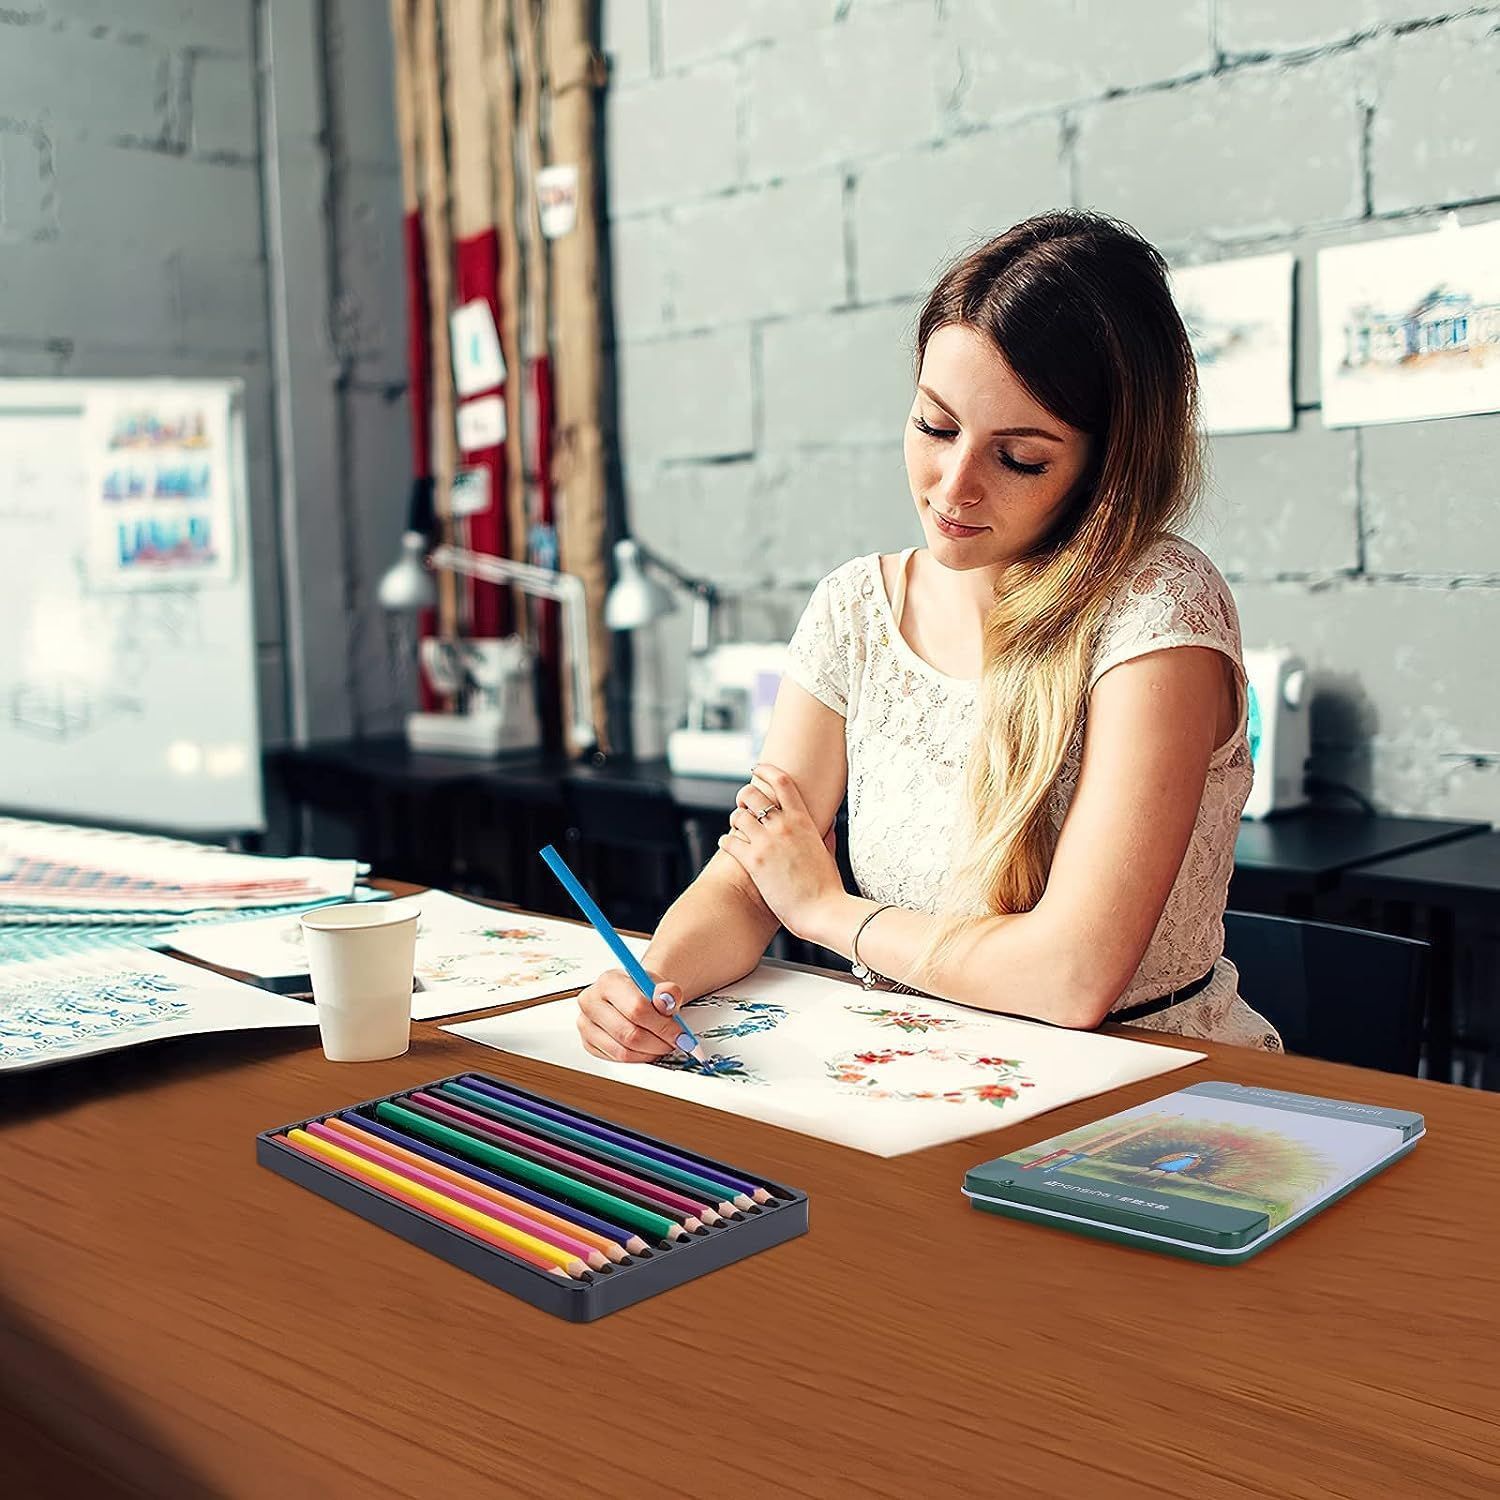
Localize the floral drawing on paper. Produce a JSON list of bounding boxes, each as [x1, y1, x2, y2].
[[0, 970, 190, 1063], [476, 924, 550, 944], [696, 999, 788, 1041], [846, 1003, 964, 1034], [417, 948, 581, 991], [653, 1050, 765, 1085], [825, 1046, 1034, 1106]]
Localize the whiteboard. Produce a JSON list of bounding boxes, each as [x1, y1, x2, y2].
[[0, 379, 264, 834]]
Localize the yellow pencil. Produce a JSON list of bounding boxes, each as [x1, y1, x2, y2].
[[286, 1129, 590, 1280], [324, 1116, 629, 1265]]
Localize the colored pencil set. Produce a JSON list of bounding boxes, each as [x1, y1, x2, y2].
[[258, 1072, 808, 1320]]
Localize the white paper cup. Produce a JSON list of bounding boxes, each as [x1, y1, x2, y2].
[[300, 902, 419, 1062]]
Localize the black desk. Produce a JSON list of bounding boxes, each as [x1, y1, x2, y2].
[[1228, 808, 1490, 914], [1343, 832, 1500, 1086], [267, 739, 1494, 1075], [269, 737, 1489, 909]]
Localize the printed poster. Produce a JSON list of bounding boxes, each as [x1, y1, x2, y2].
[[1172, 252, 1295, 435], [85, 387, 236, 588], [1319, 218, 1500, 428]]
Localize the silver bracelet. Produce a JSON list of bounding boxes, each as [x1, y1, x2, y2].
[[849, 903, 904, 992]]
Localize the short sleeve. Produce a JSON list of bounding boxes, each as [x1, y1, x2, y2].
[[784, 572, 850, 715], [1090, 537, 1244, 689]]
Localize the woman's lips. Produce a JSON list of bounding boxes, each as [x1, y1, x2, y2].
[[932, 509, 986, 539]]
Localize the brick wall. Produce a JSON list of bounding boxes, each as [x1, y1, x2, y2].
[[0, 0, 411, 751], [601, 0, 1500, 820]]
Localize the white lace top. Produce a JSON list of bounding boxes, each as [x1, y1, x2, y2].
[[784, 534, 1282, 1051]]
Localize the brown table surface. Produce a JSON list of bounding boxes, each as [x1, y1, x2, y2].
[[3, 897, 1499, 1499]]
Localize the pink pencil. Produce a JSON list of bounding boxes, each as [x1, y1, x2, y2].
[[409, 1090, 719, 1224], [305, 1120, 612, 1271]]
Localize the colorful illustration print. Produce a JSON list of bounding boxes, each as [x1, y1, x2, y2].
[[696, 999, 788, 1041], [826, 1046, 1034, 1106], [0, 970, 190, 1063], [416, 949, 581, 991], [847, 1004, 964, 1034], [653, 1050, 764, 1084], [1011, 1110, 1339, 1227], [644, 996, 784, 1084]]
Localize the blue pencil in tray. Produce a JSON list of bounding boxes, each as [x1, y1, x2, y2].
[[257, 1072, 808, 1320]]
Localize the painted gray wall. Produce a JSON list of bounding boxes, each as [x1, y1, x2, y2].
[[601, 0, 1500, 821], [0, 0, 412, 755]]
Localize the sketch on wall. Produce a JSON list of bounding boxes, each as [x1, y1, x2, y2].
[[1319, 219, 1500, 428], [1171, 252, 1294, 435]]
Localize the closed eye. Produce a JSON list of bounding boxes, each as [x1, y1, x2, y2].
[[912, 414, 956, 440], [913, 415, 1049, 476]]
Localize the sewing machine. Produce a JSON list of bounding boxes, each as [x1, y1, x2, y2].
[[1242, 646, 1311, 819], [666, 642, 788, 779]]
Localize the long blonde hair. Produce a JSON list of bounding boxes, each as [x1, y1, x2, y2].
[[904, 212, 1203, 987]]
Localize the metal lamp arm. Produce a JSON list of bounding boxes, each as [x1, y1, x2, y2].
[[631, 541, 718, 604], [428, 545, 596, 757], [631, 541, 719, 654]]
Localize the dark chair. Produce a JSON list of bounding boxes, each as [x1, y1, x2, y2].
[[559, 779, 695, 936], [1221, 910, 1428, 1076]]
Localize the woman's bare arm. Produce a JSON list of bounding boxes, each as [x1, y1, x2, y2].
[[639, 676, 850, 1000], [793, 647, 1232, 1027]]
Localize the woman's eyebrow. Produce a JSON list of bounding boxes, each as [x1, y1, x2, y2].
[[917, 384, 1065, 443]]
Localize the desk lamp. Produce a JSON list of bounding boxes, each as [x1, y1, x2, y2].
[[604, 537, 722, 733], [603, 537, 785, 777], [378, 526, 597, 759]]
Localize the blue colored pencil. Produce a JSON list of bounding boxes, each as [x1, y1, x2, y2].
[[538, 843, 709, 1063], [459, 1074, 773, 1204]]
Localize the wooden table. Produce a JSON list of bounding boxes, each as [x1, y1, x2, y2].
[[4, 922, 1499, 1498]]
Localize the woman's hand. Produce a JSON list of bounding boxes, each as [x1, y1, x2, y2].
[[575, 968, 686, 1064], [717, 762, 845, 941]]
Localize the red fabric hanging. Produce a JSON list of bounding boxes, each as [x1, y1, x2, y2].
[[454, 227, 510, 639]]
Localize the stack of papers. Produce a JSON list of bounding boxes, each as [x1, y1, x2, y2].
[[163, 889, 648, 1020], [0, 816, 360, 920], [0, 949, 318, 1073]]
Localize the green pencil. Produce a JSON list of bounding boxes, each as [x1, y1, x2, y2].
[[375, 1101, 683, 1243]]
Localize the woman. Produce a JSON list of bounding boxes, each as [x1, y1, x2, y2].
[[577, 209, 1282, 1062]]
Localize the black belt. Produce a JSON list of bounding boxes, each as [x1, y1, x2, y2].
[[1112, 965, 1216, 1023]]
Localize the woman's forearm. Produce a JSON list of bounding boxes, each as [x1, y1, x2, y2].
[[641, 851, 781, 1001], [800, 892, 1112, 1028]]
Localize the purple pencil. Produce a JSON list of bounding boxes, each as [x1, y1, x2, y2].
[[460, 1074, 774, 1206]]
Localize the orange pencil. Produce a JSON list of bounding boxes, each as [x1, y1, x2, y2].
[[319, 1117, 627, 1266], [284, 1130, 591, 1280]]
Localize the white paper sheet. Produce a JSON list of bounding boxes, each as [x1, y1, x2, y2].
[[0, 949, 318, 1073], [443, 966, 1206, 1158], [163, 889, 648, 1020]]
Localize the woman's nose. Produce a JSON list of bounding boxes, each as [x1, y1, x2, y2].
[[934, 443, 986, 510]]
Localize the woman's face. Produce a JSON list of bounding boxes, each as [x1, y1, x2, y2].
[[903, 323, 1095, 572]]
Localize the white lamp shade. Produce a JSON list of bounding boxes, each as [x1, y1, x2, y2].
[[377, 531, 438, 612], [604, 537, 676, 631]]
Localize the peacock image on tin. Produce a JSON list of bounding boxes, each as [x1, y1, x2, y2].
[[1013, 1110, 1340, 1228]]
